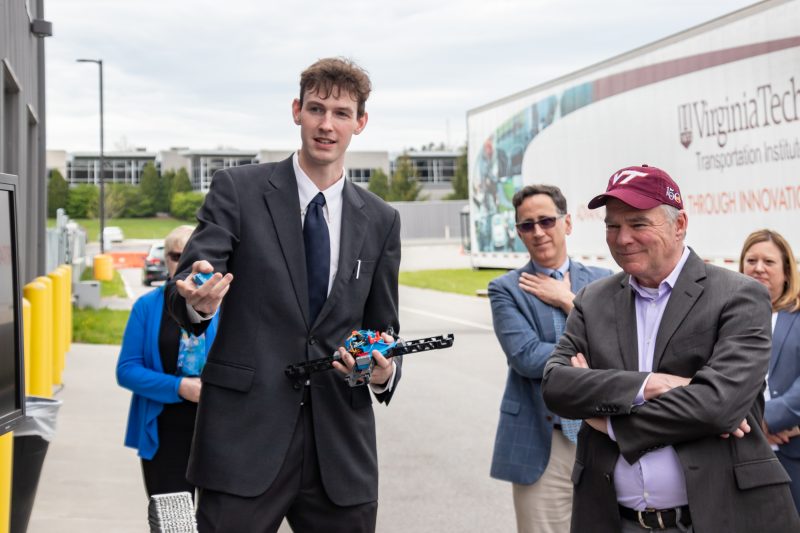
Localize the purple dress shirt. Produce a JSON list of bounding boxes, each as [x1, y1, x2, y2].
[[608, 247, 691, 511]]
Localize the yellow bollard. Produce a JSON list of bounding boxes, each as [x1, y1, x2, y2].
[[22, 298, 31, 394], [0, 432, 11, 533], [93, 254, 113, 281], [59, 265, 73, 353], [35, 276, 56, 392], [47, 269, 66, 385], [24, 280, 52, 398]]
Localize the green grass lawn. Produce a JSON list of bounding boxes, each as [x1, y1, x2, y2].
[[69, 268, 505, 345], [48, 217, 191, 241], [399, 268, 508, 296], [72, 306, 129, 344], [80, 267, 128, 298]]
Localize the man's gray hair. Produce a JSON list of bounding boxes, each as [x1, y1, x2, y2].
[[661, 205, 686, 240]]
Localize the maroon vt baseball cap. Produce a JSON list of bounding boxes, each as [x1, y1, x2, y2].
[[587, 164, 683, 210]]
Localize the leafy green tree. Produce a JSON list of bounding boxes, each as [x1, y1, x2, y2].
[[136, 162, 159, 216], [388, 155, 423, 201], [47, 169, 69, 217], [158, 169, 176, 214], [171, 168, 193, 196], [105, 183, 130, 218], [66, 184, 99, 218], [445, 148, 468, 200], [367, 168, 389, 200], [171, 191, 205, 221], [105, 183, 151, 218]]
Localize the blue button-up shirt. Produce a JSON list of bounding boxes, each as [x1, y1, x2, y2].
[[609, 246, 691, 511]]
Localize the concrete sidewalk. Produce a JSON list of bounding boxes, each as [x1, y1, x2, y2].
[[27, 343, 148, 532]]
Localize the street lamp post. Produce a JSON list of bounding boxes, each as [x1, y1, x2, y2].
[[76, 58, 105, 254]]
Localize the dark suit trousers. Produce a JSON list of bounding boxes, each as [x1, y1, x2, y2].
[[141, 403, 197, 499], [196, 389, 378, 533]]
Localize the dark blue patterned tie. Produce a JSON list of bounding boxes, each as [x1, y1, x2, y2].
[[304, 192, 330, 323], [551, 270, 581, 444]]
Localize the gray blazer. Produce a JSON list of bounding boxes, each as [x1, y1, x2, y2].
[[488, 260, 611, 484], [542, 250, 800, 532], [166, 156, 401, 506]]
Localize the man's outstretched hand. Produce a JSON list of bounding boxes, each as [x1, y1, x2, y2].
[[175, 260, 234, 316]]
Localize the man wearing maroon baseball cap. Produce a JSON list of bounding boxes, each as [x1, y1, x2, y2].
[[542, 165, 799, 532], [587, 164, 683, 211]]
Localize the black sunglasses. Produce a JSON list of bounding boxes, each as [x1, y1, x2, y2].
[[515, 215, 564, 233], [166, 251, 182, 262]]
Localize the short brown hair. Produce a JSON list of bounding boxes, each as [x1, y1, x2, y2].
[[739, 229, 800, 312], [512, 184, 567, 221], [299, 57, 371, 117]]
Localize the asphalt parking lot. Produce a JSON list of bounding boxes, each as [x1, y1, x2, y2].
[[27, 241, 517, 532]]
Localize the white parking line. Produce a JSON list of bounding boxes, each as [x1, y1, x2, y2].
[[119, 269, 134, 299], [400, 306, 494, 331]]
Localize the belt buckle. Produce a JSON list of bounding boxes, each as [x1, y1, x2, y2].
[[637, 508, 666, 530]]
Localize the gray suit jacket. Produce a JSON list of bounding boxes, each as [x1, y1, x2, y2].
[[165, 156, 401, 505], [489, 260, 611, 484], [542, 250, 800, 532]]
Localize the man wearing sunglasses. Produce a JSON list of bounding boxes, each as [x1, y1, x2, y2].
[[489, 184, 612, 533]]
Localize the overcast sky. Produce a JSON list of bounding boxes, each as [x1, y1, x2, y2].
[[45, 0, 757, 154]]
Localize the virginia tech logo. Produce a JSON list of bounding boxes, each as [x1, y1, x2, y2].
[[611, 169, 648, 185], [678, 104, 692, 148]]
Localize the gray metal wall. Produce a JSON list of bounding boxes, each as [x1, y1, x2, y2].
[[389, 200, 467, 241], [0, 0, 50, 283]]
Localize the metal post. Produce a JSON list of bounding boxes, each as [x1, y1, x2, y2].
[[76, 58, 105, 253], [98, 60, 104, 254]]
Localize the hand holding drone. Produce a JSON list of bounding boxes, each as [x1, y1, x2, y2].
[[285, 329, 455, 387]]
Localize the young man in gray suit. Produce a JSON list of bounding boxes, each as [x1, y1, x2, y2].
[[489, 184, 611, 532], [542, 165, 800, 532], [165, 58, 401, 532]]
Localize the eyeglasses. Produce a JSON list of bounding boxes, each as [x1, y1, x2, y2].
[[515, 215, 564, 233], [166, 251, 182, 262]]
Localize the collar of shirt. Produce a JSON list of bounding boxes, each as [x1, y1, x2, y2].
[[628, 246, 690, 301], [293, 152, 345, 222], [531, 257, 570, 278]]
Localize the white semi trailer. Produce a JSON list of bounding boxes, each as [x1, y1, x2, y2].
[[467, 0, 800, 269]]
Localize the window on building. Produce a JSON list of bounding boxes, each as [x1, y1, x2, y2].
[[347, 168, 372, 183]]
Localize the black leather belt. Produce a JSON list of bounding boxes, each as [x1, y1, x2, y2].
[[618, 505, 691, 529]]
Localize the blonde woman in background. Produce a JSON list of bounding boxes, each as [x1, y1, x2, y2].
[[740, 229, 800, 512], [117, 225, 219, 499]]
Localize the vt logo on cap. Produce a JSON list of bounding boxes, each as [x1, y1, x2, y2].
[[610, 169, 648, 185], [588, 164, 683, 210]]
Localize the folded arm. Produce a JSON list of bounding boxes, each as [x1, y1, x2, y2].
[[542, 288, 649, 417]]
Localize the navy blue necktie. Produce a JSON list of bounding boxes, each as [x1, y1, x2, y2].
[[304, 192, 330, 323]]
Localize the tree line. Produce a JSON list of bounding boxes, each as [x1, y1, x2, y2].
[[47, 150, 468, 220], [366, 151, 467, 202], [47, 162, 205, 220]]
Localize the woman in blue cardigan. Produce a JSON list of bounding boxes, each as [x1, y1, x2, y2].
[[117, 225, 218, 498], [740, 229, 800, 512]]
